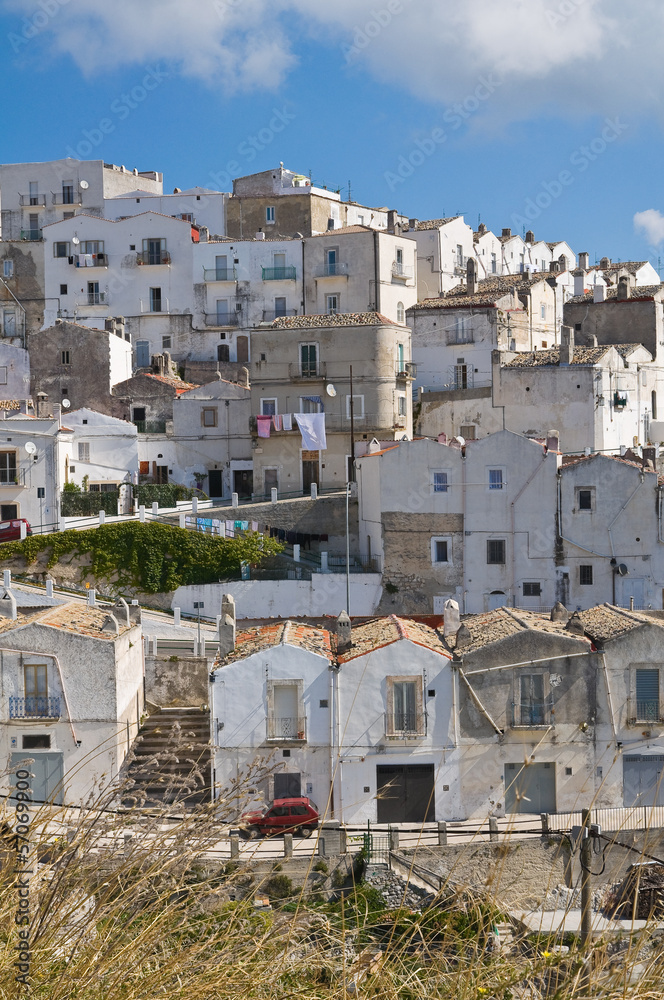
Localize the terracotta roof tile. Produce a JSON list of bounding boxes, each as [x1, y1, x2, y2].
[[269, 312, 402, 329], [337, 615, 451, 662], [503, 346, 614, 367], [414, 217, 461, 230], [144, 374, 200, 394], [568, 284, 663, 304], [0, 602, 134, 640], [447, 607, 589, 654], [218, 620, 333, 666], [578, 604, 660, 643]]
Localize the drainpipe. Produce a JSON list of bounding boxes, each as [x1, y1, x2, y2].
[[2, 647, 78, 744], [301, 238, 306, 316]]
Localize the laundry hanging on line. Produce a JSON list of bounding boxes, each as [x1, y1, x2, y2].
[[256, 415, 272, 438], [295, 412, 327, 450]]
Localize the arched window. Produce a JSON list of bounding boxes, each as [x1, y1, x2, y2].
[[397, 301, 405, 324]]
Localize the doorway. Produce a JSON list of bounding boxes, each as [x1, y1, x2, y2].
[[274, 772, 301, 799], [376, 764, 435, 823], [10, 752, 64, 805], [208, 470, 223, 498], [504, 762, 556, 814], [233, 469, 253, 499], [623, 754, 664, 807], [236, 336, 249, 363], [301, 450, 320, 494]]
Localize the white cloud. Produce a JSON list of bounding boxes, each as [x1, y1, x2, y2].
[[634, 210, 664, 247], [5, 0, 664, 121]]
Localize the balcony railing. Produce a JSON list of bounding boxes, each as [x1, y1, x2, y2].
[[511, 701, 554, 728], [203, 266, 238, 281], [315, 262, 350, 277], [9, 696, 61, 719], [635, 699, 660, 722], [262, 308, 299, 322], [52, 192, 82, 206], [205, 312, 240, 327], [266, 716, 307, 741], [262, 266, 297, 281], [134, 420, 167, 434], [139, 298, 171, 313], [288, 362, 326, 379], [385, 712, 426, 738], [19, 194, 47, 207], [20, 229, 43, 241], [76, 292, 109, 306], [74, 253, 107, 267], [136, 250, 171, 265], [395, 361, 417, 378], [392, 261, 414, 279]]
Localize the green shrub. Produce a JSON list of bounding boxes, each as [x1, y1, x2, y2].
[[264, 874, 293, 901]]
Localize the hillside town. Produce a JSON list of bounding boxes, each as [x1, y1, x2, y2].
[[2, 155, 664, 861]]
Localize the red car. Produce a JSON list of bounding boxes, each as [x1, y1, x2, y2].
[[0, 519, 31, 542], [239, 796, 319, 839]]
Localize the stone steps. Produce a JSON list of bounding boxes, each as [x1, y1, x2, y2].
[[122, 707, 211, 809]]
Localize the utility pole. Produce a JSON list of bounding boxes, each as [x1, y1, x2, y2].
[[580, 806, 593, 992]]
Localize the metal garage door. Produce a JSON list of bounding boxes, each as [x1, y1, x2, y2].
[[623, 754, 664, 807], [376, 764, 435, 823], [504, 761, 556, 814], [10, 753, 64, 805], [274, 772, 301, 799]]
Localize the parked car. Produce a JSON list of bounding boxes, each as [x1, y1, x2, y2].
[[238, 796, 319, 838], [0, 519, 31, 542]]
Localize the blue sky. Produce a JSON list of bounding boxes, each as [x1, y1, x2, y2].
[[1, 0, 663, 271]]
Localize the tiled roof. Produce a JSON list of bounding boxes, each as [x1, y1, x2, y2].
[[144, 374, 200, 394], [503, 346, 614, 367], [414, 217, 461, 230], [578, 604, 659, 643], [561, 452, 652, 474], [0, 602, 135, 640], [219, 620, 333, 665], [589, 261, 649, 276], [567, 284, 663, 304], [447, 607, 588, 654], [310, 226, 374, 237], [269, 312, 401, 329], [337, 615, 451, 662]]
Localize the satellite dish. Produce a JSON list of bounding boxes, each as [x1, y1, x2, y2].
[[61, 398, 71, 409], [24, 441, 36, 455], [326, 383, 337, 398], [616, 564, 629, 577], [79, 180, 89, 190], [72, 236, 80, 246]]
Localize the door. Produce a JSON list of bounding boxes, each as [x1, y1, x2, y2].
[[4, 311, 16, 336], [236, 336, 249, 363], [302, 451, 319, 494], [87, 281, 100, 305], [504, 762, 556, 814], [208, 470, 223, 498], [622, 579, 645, 609], [233, 469, 253, 498], [623, 755, 664, 807], [136, 341, 150, 368], [10, 752, 64, 805], [216, 298, 229, 324], [147, 239, 162, 265], [1, 504, 18, 519], [300, 344, 317, 377], [215, 255, 228, 280], [264, 468, 278, 496], [488, 591, 506, 610], [217, 344, 230, 362], [376, 764, 435, 823], [274, 772, 301, 799]]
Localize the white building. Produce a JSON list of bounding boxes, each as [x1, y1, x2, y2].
[[407, 216, 476, 297], [62, 408, 139, 496], [104, 186, 227, 236]]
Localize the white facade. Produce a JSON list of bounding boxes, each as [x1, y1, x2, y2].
[[62, 408, 139, 493], [104, 186, 227, 235], [0, 413, 68, 530], [408, 217, 476, 297]]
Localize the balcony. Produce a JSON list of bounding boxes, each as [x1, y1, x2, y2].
[[288, 362, 326, 380], [635, 699, 660, 723], [9, 696, 61, 719], [73, 253, 108, 267], [384, 712, 426, 738], [52, 192, 82, 206], [134, 420, 167, 434], [395, 361, 417, 379], [392, 261, 414, 280], [203, 266, 238, 281], [136, 250, 171, 265], [511, 701, 553, 728], [266, 716, 307, 741], [315, 262, 350, 278], [204, 312, 240, 327], [20, 229, 43, 241], [262, 308, 299, 322], [262, 266, 297, 281], [453, 259, 467, 276], [19, 194, 47, 207], [139, 298, 171, 313], [76, 292, 109, 307]]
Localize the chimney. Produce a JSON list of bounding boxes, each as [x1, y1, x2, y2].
[[550, 602, 569, 623], [336, 610, 352, 651], [408, 218, 418, 231], [0, 588, 17, 620], [199, 226, 209, 243], [593, 284, 606, 303], [255, 231, 266, 241], [578, 251, 589, 270], [617, 274, 631, 300], [549, 261, 560, 273], [559, 326, 574, 366], [454, 623, 472, 650], [599, 257, 610, 269], [114, 597, 132, 627], [387, 209, 398, 233], [466, 257, 479, 296], [477, 222, 487, 235], [501, 228, 512, 238], [101, 613, 120, 636], [240, 366, 250, 388], [525, 229, 535, 244], [546, 429, 559, 453], [443, 599, 460, 637], [573, 270, 586, 297], [566, 612, 585, 636], [219, 593, 236, 656]]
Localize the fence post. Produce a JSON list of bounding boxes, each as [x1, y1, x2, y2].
[[173, 607, 181, 626], [388, 827, 399, 852], [179, 513, 186, 529], [321, 552, 329, 574], [437, 821, 448, 846], [489, 816, 498, 842], [87, 588, 96, 608], [293, 544, 300, 562], [45, 579, 53, 599], [151, 502, 159, 519], [230, 833, 239, 859], [310, 483, 318, 500], [59, 517, 67, 532], [98, 510, 105, 525], [20, 521, 27, 539], [232, 492, 239, 508], [3, 570, 10, 589], [541, 812, 549, 835], [283, 833, 293, 858], [139, 505, 146, 523], [192, 496, 198, 516], [271, 488, 278, 504]]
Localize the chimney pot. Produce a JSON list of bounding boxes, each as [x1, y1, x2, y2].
[[336, 610, 352, 650]]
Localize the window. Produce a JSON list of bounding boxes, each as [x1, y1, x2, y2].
[[0, 368, 6, 385], [215, 298, 230, 323], [456, 244, 463, 266], [578, 489, 593, 511], [87, 281, 100, 305], [60, 284, 67, 295], [386, 676, 424, 735], [132, 407, 146, 424], [396, 247, 404, 266], [488, 468, 503, 490], [61, 350, 70, 365], [89, 483, 118, 493], [261, 398, 277, 416], [397, 301, 405, 323], [274, 296, 287, 318], [3, 260, 13, 278], [299, 396, 322, 413], [433, 471, 449, 493], [217, 344, 229, 362], [346, 394, 364, 419], [635, 668, 659, 722], [266, 678, 304, 740], [266, 206, 275, 223], [80, 240, 104, 255], [397, 394, 407, 417], [327, 294, 339, 315], [454, 316, 473, 343], [63, 212, 75, 221], [201, 407, 218, 427], [541, 304, 546, 319], [22, 734, 50, 749], [460, 425, 476, 440], [431, 537, 450, 564], [78, 442, 90, 462], [523, 582, 542, 597], [579, 564, 593, 585], [142, 238, 167, 264], [0, 451, 17, 484], [24, 664, 48, 715], [149, 287, 162, 312], [300, 343, 317, 377], [28, 181, 39, 206], [326, 248, 338, 274], [491, 252, 497, 273], [54, 242, 69, 258], [62, 181, 74, 205], [519, 673, 546, 725], [162, 335, 171, 349], [487, 539, 506, 564]]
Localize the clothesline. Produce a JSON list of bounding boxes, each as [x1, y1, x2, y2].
[[256, 412, 327, 449]]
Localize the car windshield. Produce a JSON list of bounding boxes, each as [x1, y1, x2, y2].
[[308, 800, 318, 813]]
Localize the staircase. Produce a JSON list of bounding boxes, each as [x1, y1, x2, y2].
[[122, 707, 212, 811]]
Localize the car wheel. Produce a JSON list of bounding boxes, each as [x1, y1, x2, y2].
[[248, 826, 261, 839], [238, 828, 252, 840], [299, 826, 313, 838]]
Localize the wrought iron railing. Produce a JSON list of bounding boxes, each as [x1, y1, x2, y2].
[[385, 712, 426, 737], [392, 261, 414, 279], [395, 362, 417, 378], [20, 229, 43, 241], [315, 262, 350, 277], [288, 362, 326, 379], [266, 716, 307, 740], [9, 696, 61, 719], [136, 250, 171, 265], [635, 699, 660, 722], [262, 266, 297, 281], [511, 701, 553, 727], [262, 308, 298, 322], [19, 193, 47, 206], [134, 420, 167, 434], [204, 312, 239, 326], [52, 192, 82, 205]]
